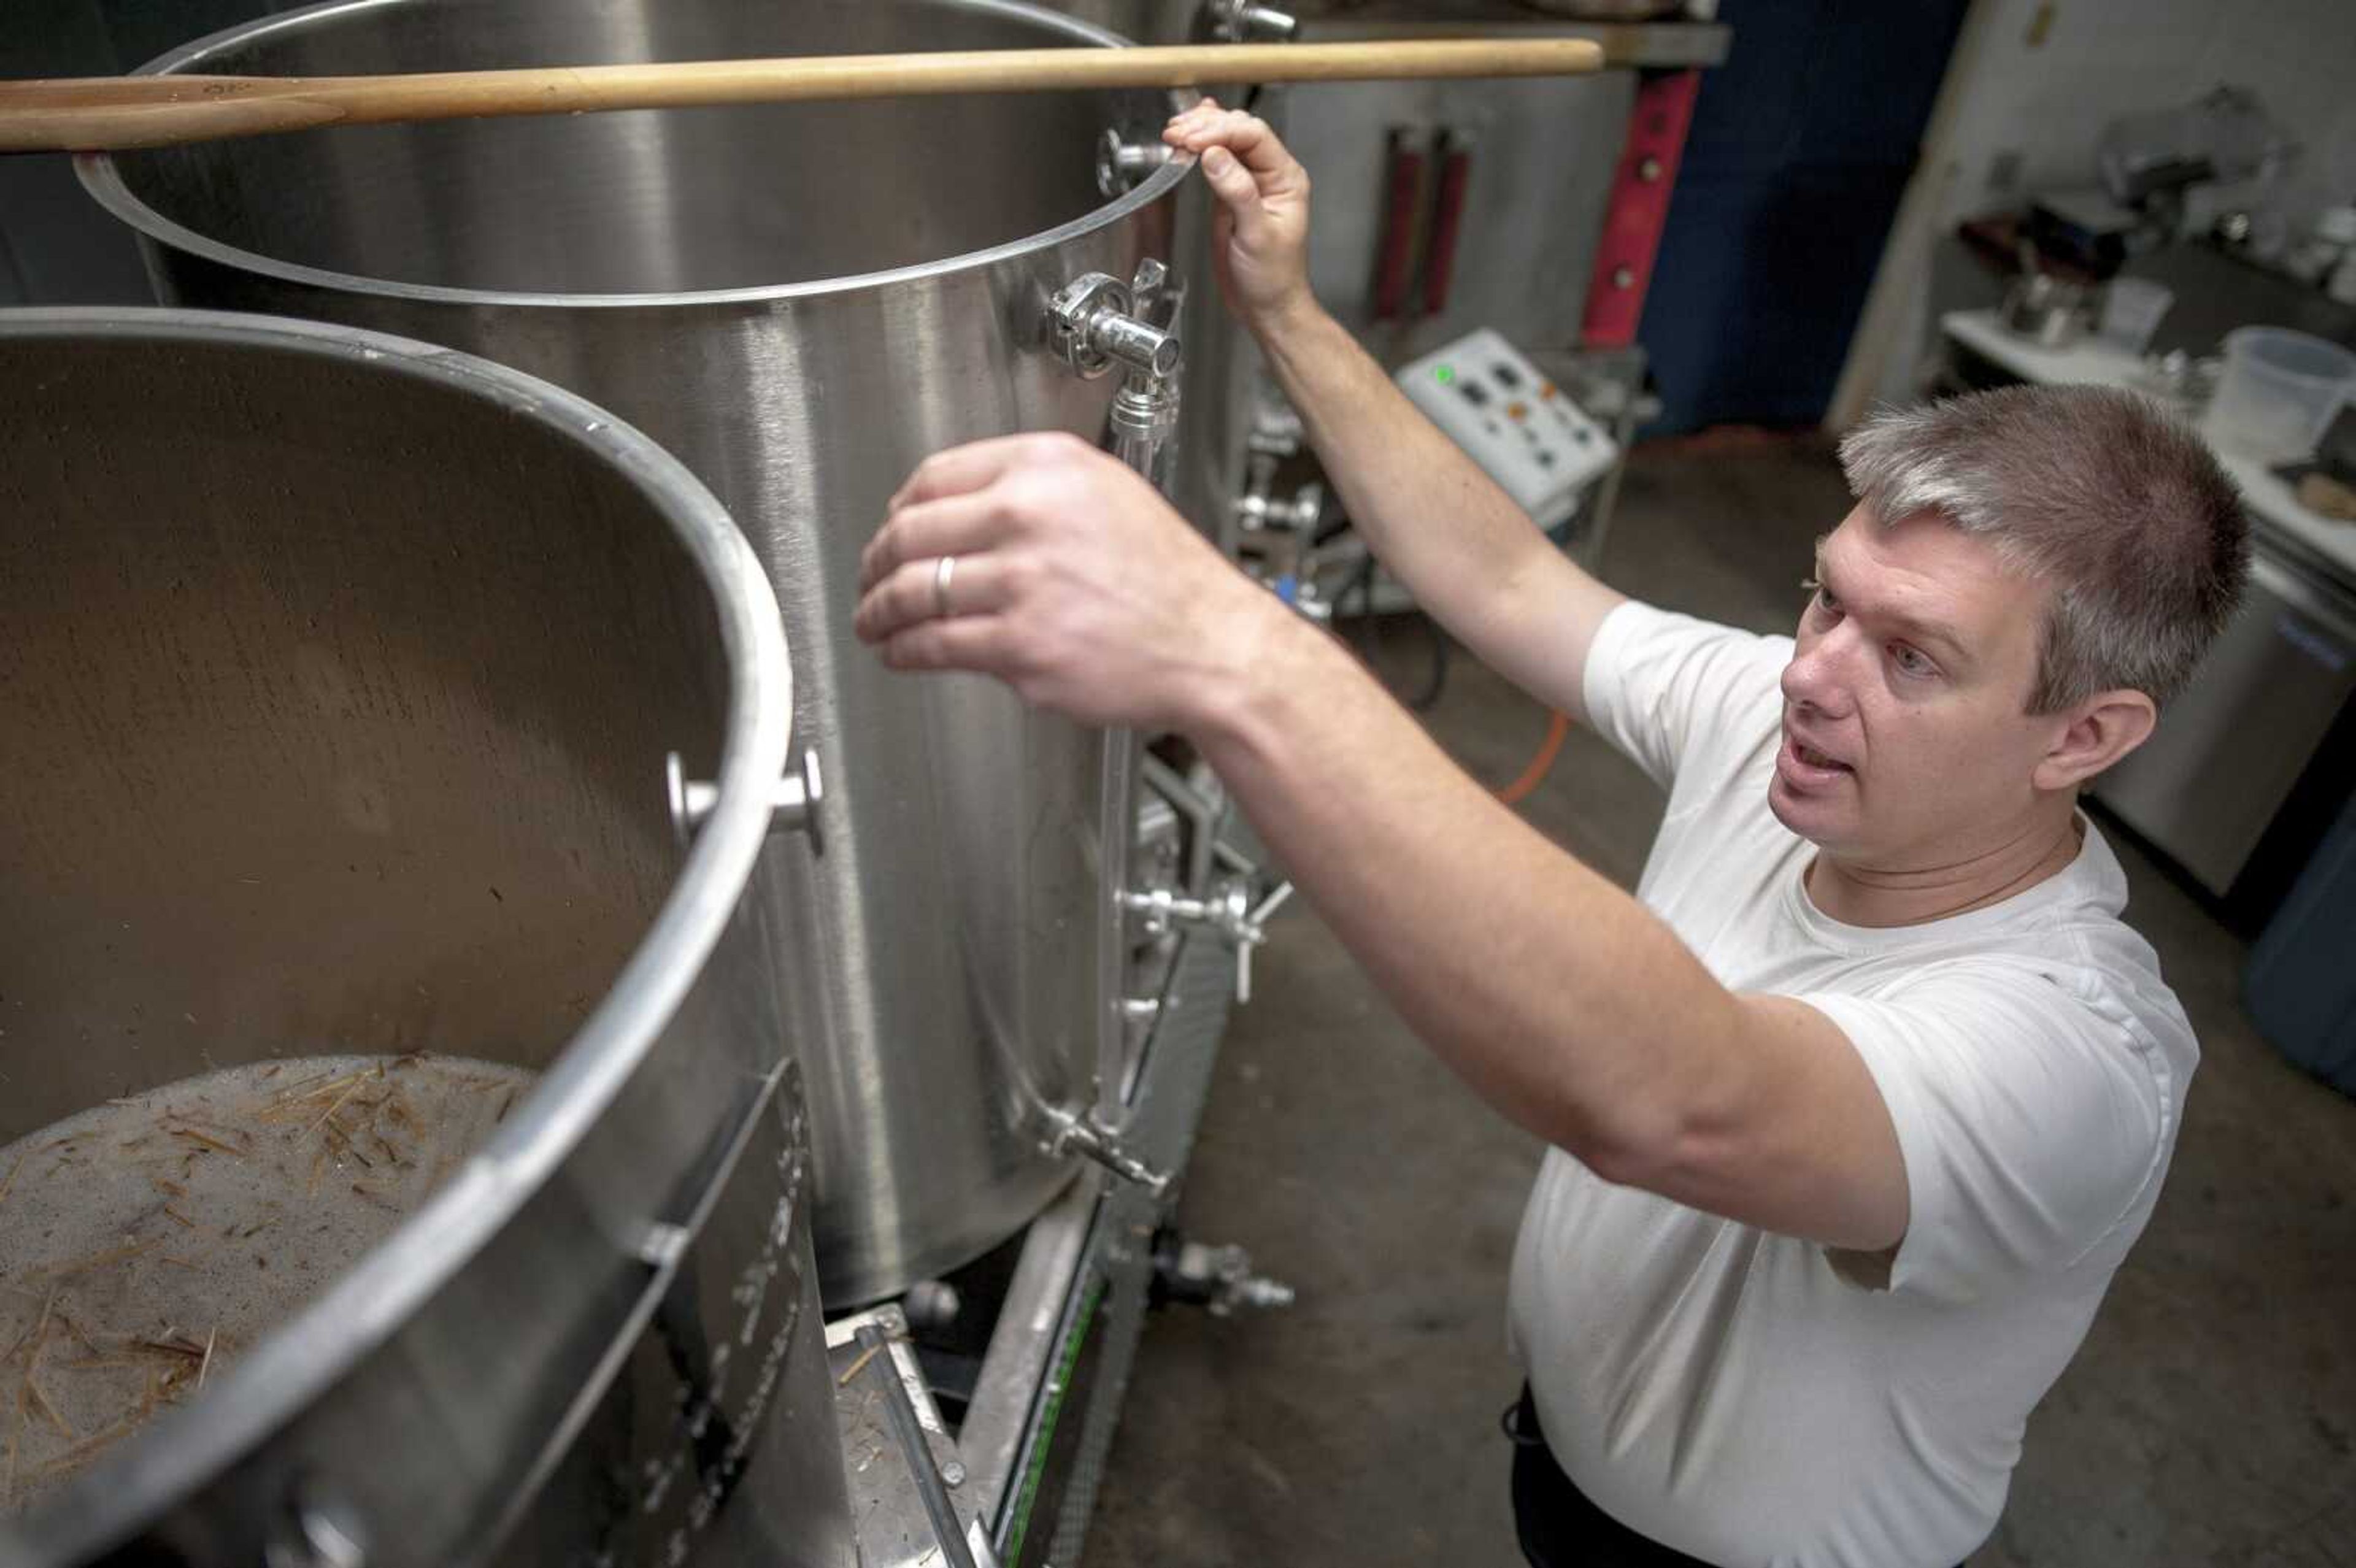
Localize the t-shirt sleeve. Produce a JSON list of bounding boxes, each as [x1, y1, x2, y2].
[[1582, 601, 1792, 790], [1800, 967, 2174, 1304]]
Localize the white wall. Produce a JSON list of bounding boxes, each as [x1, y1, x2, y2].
[[1830, 0, 2356, 425], [1942, 0, 2356, 221]]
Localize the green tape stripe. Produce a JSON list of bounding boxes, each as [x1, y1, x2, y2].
[[1002, 1277, 1107, 1567]]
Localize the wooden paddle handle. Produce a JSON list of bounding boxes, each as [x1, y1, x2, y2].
[[0, 38, 1604, 155]]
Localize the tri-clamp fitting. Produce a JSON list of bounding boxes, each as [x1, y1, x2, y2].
[[1048, 271, 1181, 383], [1203, 0, 1299, 42], [1053, 262, 1186, 486]]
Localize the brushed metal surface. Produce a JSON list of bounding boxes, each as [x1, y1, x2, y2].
[[81, 0, 1198, 1305], [1048, 0, 1207, 42], [2093, 546, 2356, 896], [0, 308, 849, 1566]]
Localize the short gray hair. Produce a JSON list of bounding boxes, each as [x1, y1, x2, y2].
[[1838, 385, 2249, 712]]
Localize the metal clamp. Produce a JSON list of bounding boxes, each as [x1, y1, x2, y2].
[[1096, 128, 1176, 198], [1041, 1102, 1173, 1196], [1203, 0, 1299, 42], [666, 747, 825, 853], [1047, 271, 1181, 383], [1052, 261, 1187, 488], [1120, 877, 1292, 1004]]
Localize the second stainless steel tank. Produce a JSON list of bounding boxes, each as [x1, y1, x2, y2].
[[0, 306, 847, 1567], [83, 0, 1197, 1304]]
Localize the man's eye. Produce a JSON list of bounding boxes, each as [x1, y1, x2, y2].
[[1801, 577, 1838, 613], [1891, 644, 1938, 679]]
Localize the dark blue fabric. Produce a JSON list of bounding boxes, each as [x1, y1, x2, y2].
[[1636, 0, 1973, 434]]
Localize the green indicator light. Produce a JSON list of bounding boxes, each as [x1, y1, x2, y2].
[[1434, 364, 1455, 384]]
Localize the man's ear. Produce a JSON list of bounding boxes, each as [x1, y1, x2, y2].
[[2034, 689, 2157, 791]]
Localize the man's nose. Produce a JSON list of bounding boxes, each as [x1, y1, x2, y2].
[[1782, 628, 1858, 718]]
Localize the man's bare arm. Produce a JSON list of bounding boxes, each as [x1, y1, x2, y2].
[[1166, 104, 1624, 723], [855, 438, 1912, 1254], [1199, 607, 1910, 1252]]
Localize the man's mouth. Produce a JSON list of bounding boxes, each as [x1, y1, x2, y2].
[[1779, 727, 1854, 786]]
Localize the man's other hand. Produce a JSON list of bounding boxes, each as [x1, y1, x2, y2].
[[1163, 99, 1314, 332], [853, 434, 1292, 733]]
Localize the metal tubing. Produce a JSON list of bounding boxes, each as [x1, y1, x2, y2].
[[855, 1324, 980, 1568]]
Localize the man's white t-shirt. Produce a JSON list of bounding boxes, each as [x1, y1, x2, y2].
[[1507, 602, 2198, 1568]]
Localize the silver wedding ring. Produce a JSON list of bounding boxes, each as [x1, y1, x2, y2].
[[933, 554, 957, 620]]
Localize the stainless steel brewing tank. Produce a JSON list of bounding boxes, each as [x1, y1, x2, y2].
[[0, 309, 848, 1566], [82, 0, 1199, 1307]]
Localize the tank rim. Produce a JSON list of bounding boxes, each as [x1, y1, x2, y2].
[[0, 305, 795, 1562], [75, 0, 1199, 311]]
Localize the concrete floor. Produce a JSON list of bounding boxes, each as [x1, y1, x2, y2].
[[1088, 437, 2356, 1567]]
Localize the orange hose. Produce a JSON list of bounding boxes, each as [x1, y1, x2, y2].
[[1495, 709, 1571, 807]]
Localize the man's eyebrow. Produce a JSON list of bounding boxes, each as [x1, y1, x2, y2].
[[1811, 540, 1975, 666], [1891, 614, 1973, 665]]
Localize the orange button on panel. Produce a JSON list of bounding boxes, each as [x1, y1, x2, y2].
[[1507, 402, 1528, 421]]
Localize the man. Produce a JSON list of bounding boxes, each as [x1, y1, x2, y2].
[[852, 104, 2249, 1568]]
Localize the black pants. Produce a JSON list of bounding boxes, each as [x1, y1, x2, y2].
[[1506, 1386, 1965, 1568]]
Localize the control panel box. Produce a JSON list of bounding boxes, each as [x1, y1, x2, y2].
[[1395, 328, 1619, 531]]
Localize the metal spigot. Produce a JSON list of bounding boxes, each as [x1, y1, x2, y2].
[[1234, 477, 1323, 537], [1041, 1103, 1172, 1196], [1051, 263, 1186, 487], [1048, 271, 1181, 382], [1049, 266, 1185, 483], [666, 747, 825, 852], [1203, 0, 1299, 42], [1150, 1231, 1296, 1316], [1120, 877, 1292, 1003]]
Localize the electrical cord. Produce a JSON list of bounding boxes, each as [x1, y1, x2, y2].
[[1494, 710, 1569, 807]]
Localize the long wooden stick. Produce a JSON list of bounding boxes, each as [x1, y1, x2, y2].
[[0, 38, 1604, 155]]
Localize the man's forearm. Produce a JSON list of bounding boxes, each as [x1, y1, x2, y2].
[[1251, 304, 1625, 721], [1255, 303, 1540, 612], [1186, 610, 1906, 1251], [1195, 605, 1738, 1173]]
